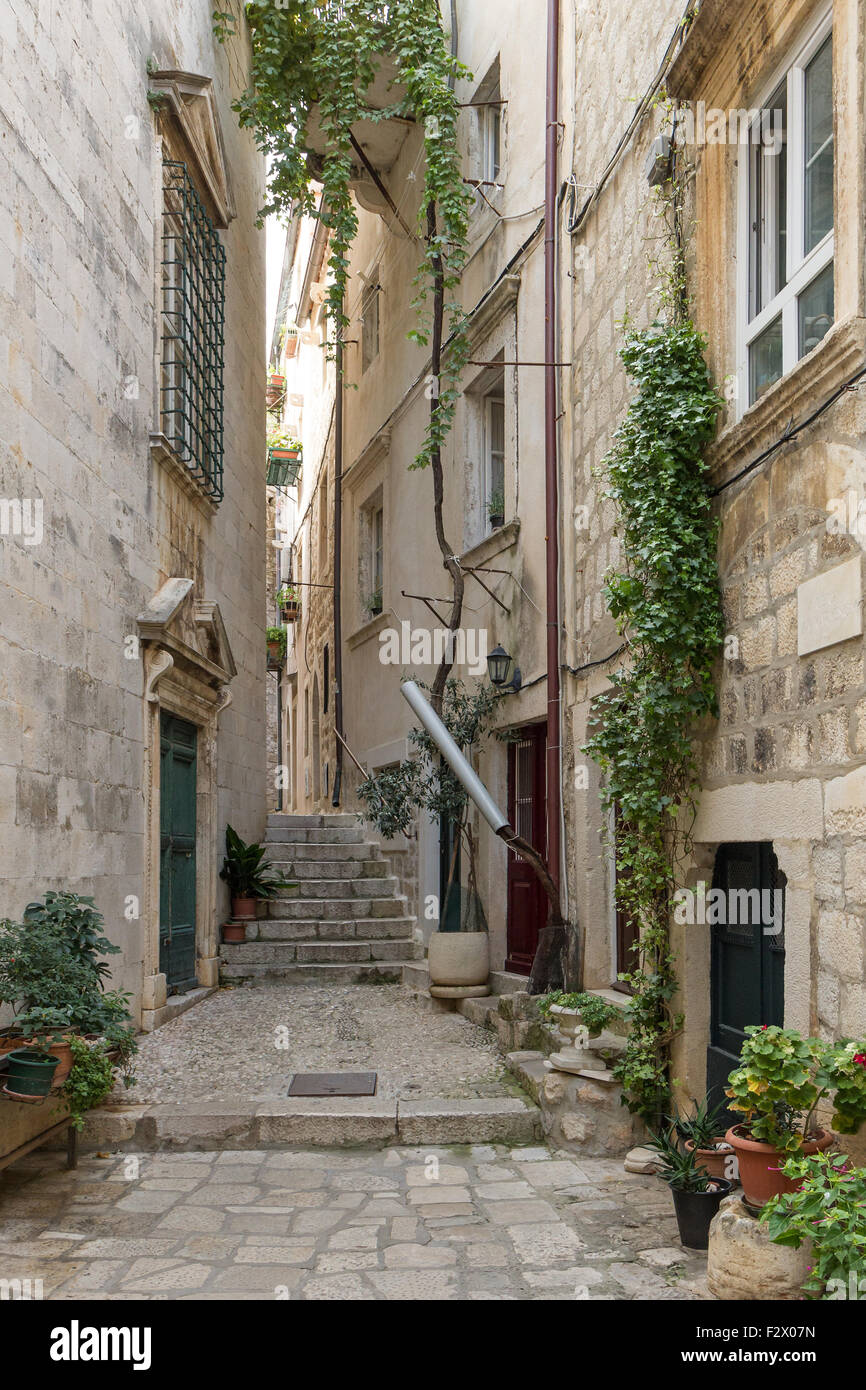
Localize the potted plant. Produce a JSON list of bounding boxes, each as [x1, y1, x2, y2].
[[221, 920, 248, 944], [673, 1095, 735, 1182], [538, 989, 626, 1041], [219, 824, 290, 919], [486, 489, 505, 529], [0, 893, 137, 1093], [364, 589, 383, 619], [358, 680, 498, 992], [648, 1121, 732, 1250], [277, 585, 301, 623], [266, 371, 286, 409], [267, 428, 302, 486], [3, 1047, 60, 1100], [725, 1026, 866, 1207], [267, 625, 287, 668], [761, 1149, 866, 1300]]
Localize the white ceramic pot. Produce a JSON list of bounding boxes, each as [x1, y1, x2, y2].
[[427, 931, 490, 987]]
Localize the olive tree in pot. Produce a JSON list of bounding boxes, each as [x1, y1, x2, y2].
[[358, 679, 497, 993], [725, 1025, 866, 1207], [648, 1122, 732, 1250], [219, 825, 292, 933]]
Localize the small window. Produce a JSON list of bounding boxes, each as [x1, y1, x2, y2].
[[361, 271, 380, 372], [372, 505, 384, 603], [741, 18, 833, 407], [482, 104, 502, 186], [160, 160, 226, 502], [483, 374, 505, 529]]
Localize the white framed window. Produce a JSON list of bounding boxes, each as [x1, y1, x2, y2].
[[737, 11, 834, 411], [482, 376, 505, 529], [372, 505, 383, 598], [358, 491, 384, 620], [361, 269, 380, 372]]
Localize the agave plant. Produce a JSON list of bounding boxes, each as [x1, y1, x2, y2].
[[219, 825, 289, 900]]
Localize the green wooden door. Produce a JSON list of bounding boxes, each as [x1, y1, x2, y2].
[[707, 842, 785, 1108], [159, 712, 198, 993]]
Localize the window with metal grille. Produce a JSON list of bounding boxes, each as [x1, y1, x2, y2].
[[160, 160, 226, 502]]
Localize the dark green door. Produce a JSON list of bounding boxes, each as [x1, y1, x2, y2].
[[159, 712, 198, 994], [707, 842, 785, 1107]]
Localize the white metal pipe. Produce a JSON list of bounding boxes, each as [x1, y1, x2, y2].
[[400, 680, 510, 835]]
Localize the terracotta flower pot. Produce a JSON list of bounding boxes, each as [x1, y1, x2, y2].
[[726, 1125, 835, 1207], [427, 931, 489, 987], [685, 1138, 735, 1183], [231, 896, 257, 920], [222, 921, 247, 943]]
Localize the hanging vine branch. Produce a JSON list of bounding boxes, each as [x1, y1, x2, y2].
[[215, 0, 473, 705], [583, 170, 724, 1124]]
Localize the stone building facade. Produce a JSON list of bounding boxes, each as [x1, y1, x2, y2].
[[0, 0, 267, 1031], [562, 0, 866, 1138]]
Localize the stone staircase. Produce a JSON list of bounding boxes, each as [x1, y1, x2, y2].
[[219, 812, 422, 985]]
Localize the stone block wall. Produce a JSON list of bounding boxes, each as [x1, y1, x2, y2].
[[0, 0, 266, 1020]]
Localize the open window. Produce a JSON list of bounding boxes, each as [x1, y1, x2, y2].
[[361, 268, 381, 372]]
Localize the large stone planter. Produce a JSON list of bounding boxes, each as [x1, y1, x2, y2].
[[707, 1194, 811, 1300], [428, 931, 490, 998]]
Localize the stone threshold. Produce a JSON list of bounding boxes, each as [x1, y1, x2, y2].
[[141, 985, 217, 1034], [66, 1095, 542, 1153]]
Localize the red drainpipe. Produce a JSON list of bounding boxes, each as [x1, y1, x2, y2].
[[544, 0, 562, 906]]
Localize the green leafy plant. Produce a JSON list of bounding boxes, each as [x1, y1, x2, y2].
[[537, 990, 625, 1037], [672, 1095, 731, 1152], [582, 165, 724, 1123], [364, 590, 383, 616], [219, 825, 290, 900], [62, 1036, 116, 1131], [762, 1150, 866, 1299], [267, 426, 301, 453], [486, 489, 505, 522], [726, 1026, 866, 1151], [266, 626, 288, 663], [358, 678, 498, 930], [646, 1121, 717, 1193]]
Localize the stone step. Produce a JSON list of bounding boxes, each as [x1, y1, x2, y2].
[[254, 918, 418, 942], [263, 896, 406, 920], [77, 1096, 542, 1151], [264, 826, 365, 844], [220, 939, 423, 966], [219, 961, 412, 985], [265, 857, 389, 880], [268, 876, 400, 900], [266, 813, 359, 829], [267, 841, 380, 863]]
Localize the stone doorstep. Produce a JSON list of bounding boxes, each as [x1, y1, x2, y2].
[[68, 1096, 542, 1152], [140, 986, 217, 1035]]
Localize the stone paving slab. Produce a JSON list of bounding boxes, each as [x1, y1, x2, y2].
[[0, 1145, 713, 1301]]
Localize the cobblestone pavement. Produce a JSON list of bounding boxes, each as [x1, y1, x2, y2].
[[116, 984, 509, 1106], [0, 1145, 712, 1300]]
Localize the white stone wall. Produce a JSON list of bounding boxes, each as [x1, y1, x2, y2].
[[0, 0, 267, 1019]]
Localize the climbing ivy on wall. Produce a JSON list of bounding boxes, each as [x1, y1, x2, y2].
[[583, 175, 724, 1123], [214, 0, 472, 472]]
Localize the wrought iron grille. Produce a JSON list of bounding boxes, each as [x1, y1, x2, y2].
[[160, 161, 225, 503]]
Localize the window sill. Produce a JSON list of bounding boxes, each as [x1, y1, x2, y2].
[[150, 433, 219, 516], [347, 609, 391, 651], [707, 316, 866, 490], [460, 517, 520, 570]]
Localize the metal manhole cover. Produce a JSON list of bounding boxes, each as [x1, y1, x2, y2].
[[288, 1072, 378, 1097]]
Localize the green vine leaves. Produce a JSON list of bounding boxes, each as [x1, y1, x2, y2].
[[215, 1, 473, 471], [583, 319, 724, 1120]]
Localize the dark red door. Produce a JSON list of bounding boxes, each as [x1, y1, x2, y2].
[[506, 724, 547, 974]]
